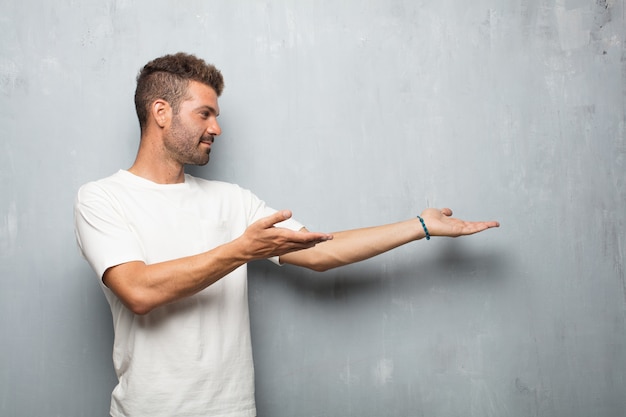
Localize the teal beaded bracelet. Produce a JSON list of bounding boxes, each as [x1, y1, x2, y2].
[[417, 215, 430, 240]]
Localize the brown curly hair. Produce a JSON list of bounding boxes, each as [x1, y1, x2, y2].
[[134, 52, 225, 131]]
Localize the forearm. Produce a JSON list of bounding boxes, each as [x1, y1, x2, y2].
[[103, 211, 332, 314], [279, 218, 426, 272], [104, 238, 251, 315], [279, 207, 500, 271]]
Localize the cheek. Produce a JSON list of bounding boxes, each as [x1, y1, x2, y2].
[[182, 119, 205, 137], [171, 119, 201, 140]]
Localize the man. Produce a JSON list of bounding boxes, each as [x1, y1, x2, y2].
[[74, 52, 499, 417]]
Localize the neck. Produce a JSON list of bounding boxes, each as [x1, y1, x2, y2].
[[128, 133, 186, 184]]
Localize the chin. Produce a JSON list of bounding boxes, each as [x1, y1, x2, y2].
[[188, 152, 210, 166]]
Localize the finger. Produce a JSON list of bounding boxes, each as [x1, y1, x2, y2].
[[273, 233, 332, 256], [277, 209, 292, 221], [465, 221, 499, 234], [257, 210, 293, 229], [288, 230, 333, 243], [471, 220, 499, 229], [441, 207, 453, 216]]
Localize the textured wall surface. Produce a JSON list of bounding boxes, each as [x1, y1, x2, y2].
[[1, 1, 624, 416]]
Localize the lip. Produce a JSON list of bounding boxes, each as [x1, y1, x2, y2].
[[200, 135, 214, 145]]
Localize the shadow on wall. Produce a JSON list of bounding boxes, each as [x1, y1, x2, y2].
[[249, 239, 511, 302]]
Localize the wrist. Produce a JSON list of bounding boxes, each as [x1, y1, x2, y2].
[[416, 215, 430, 240]]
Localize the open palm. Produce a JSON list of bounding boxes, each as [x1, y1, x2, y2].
[[420, 207, 500, 238]]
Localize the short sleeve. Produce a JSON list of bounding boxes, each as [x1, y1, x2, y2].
[[74, 182, 145, 279]]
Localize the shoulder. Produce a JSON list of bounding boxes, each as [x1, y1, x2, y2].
[[76, 170, 132, 202], [77, 171, 120, 197]]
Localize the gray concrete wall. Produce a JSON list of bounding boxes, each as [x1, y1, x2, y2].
[[1, 1, 624, 416]]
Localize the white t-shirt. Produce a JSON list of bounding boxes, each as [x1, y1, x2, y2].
[[74, 170, 303, 417]]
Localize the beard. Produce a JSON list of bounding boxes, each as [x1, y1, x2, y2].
[[165, 114, 212, 166]]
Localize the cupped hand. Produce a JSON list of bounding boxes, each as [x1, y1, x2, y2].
[[240, 210, 333, 260], [420, 208, 500, 238]]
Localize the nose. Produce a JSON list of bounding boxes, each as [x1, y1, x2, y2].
[[207, 118, 222, 137]]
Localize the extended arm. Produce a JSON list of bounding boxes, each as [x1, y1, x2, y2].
[[103, 208, 497, 314], [279, 208, 499, 271], [103, 210, 331, 315]]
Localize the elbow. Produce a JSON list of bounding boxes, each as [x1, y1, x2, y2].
[[302, 258, 340, 273], [282, 250, 343, 273], [127, 302, 153, 316], [126, 292, 161, 315], [286, 257, 334, 273], [308, 252, 352, 272], [308, 262, 334, 273], [115, 290, 159, 315], [103, 266, 160, 315]]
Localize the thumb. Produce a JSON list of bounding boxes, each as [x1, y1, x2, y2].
[[259, 209, 293, 229], [277, 209, 293, 221]]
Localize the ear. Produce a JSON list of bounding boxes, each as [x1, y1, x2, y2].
[[150, 99, 172, 128]]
